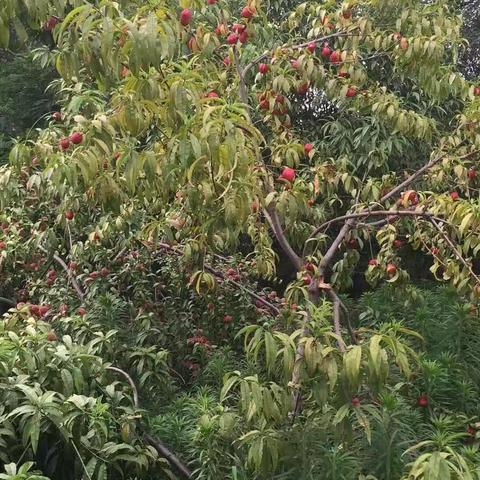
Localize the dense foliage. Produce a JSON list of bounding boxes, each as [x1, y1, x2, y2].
[[1, 0, 480, 479]]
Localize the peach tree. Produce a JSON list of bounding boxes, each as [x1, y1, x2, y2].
[[1, 0, 480, 478]]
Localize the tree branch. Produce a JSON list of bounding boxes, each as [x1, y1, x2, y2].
[[38, 246, 85, 302], [242, 31, 353, 77], [144, 435, 193, 479], [0, 297, 16, 307], [263, 208, 302, 271], [312, 209, 443, 236], [314, 148, 479, 276], [106, 366, 139, 408], [153, 242, 281, 316], [234, 48, 248, 104], [430, 219, 480, 285]]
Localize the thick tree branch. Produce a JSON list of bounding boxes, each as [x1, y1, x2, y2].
[[144, 435, 193, 479], [263, 208, 302, 271], [314, 148, 479, 276], [0, 297, 16, 307]]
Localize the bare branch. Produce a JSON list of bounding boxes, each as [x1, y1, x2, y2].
[[106, 366, 139, 408], [0, 297, 16, 307], [144, 435, 193, 479], [264, 208, 302, 271]]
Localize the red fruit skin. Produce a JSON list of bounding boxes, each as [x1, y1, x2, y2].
[[69, 261, 78, 270], [65, 210, 75, 221], [307, 42, 316, 53], [30, 304, 40, 315], [100, 267, 109, 277], [393, 239, 404, 248], [206, 91, 219, 98], [351, 397, 361, 407], [207, 0, 217, 4], [291, 59, 300, 70], [304, 143, 314, 155], [77, 307, 86, 316], [305, 263, 315, 273], [180, 8, 192, 26], [239, 30, 248, 44], [59, 137, 70, 151], [0, 241, 5, 250], [348, 239, 359, 249], [227, 33, 239, 44], [430, 247, 439, 255], [346, 87, 357, 97], [303, 275, 312, 286], [223, 314, 233, 323], [450, 191, 459, 201], [473, 86, 480, 96], [89, 271, 98, 279], [69, 132, 83, 144], [468, 168, 477, 180], [417, 395, 428, 407], [241, 6, 254, 18], [232, 23, 246, 33], [307, 199, 314, 207], [280, 167, 295, 182], [321, 46, 332, 58], [207, 302, 214, 311], [258, 63, 269, 74], [297, 82, 309, 95], [44, 16, 59, 32], [39, 305, 50, 317], [330, 51, 340, 63], [223, 56, 231, 66], [386, 263, 397, 276], [259, 99, 269, 110], [52, 111, 62, 121], [47, 330, 58, 342]]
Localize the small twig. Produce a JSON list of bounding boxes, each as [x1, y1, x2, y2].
[[312, 209, 443, 236], [106, 366, 139, 408], [38, 245, 85, 301], [204, 264, 281, 315], [242, 31, 353, 77], [154, 242, 281, 316], [430, 219, 480, 285]]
